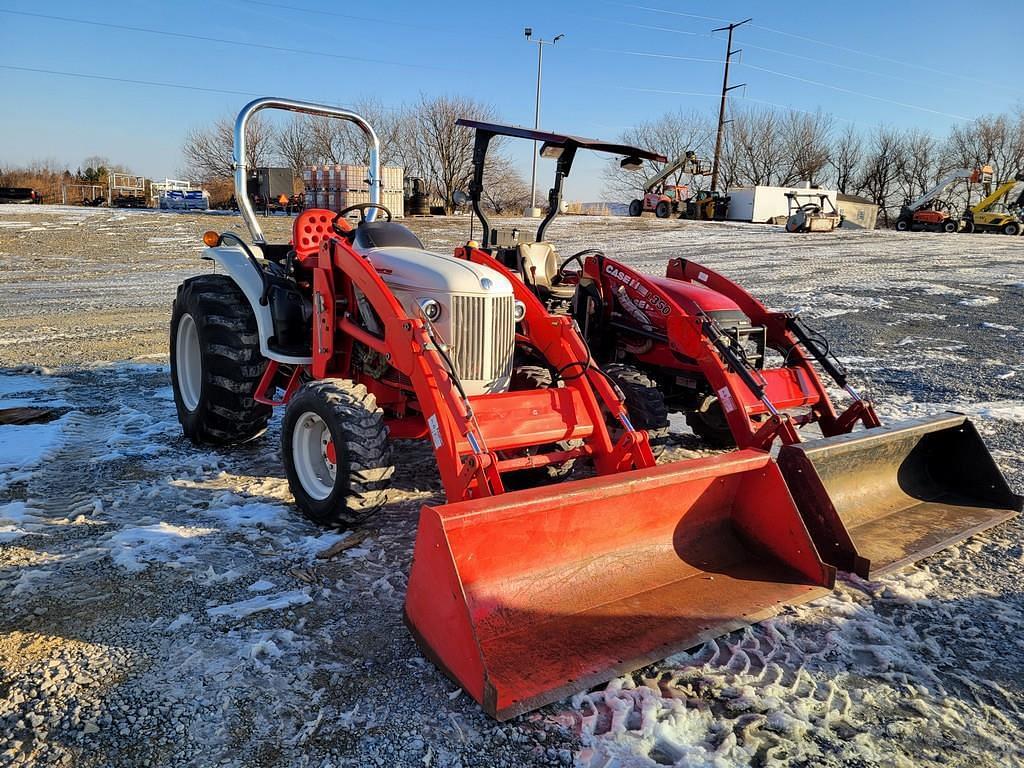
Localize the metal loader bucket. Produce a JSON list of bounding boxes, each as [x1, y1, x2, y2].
[[778, 413, 1022, 579], [404, 450, 834, 720]]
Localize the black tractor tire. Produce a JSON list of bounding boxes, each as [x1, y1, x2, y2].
[[281, 379, 393, 527], [942, 219, 960, 233], [655, 200, 671, 219], [503, 365, 579, 485], [962, 220, 976, 234], [604, 364, 670, 458], [170, 274, 271, 445], [1003, 221, 1021, 236], [685, 395, 736, 448], [895, 218, 911, 232], [628, 199, 644, 217]]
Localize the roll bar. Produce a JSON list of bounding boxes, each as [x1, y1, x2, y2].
[[233, 97, 382, 244]]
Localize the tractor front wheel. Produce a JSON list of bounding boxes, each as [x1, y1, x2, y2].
[[655, 201, 671, 219], [282, 379, 393, 527], [895, 218, 911, 232], [1003, 221, 1021, 236], [628, 199, 643, 217], [170, 275, 271, 445], [604, 364, 670, 457], [942, 219, 959, 233]]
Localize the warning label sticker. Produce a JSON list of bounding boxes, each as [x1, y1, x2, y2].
[[427, 414, 443, 448], [717, 387, 737, 414]]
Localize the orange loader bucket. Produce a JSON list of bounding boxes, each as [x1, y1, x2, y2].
[[404, 449, 834, 720], [778, 413, 1022, 579]]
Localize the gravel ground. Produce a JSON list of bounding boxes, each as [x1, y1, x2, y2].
[[1, 205, 1022, 767]]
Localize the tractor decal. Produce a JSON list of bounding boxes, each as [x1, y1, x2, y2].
[[605, 263, 672, 330]]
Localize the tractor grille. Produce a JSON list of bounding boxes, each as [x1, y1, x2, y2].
[[450, 294, 514, 385]]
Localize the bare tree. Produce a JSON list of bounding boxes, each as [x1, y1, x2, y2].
[[828, 123, 863, 194], [779, 110, 833, 186], [855, 126, 906, 224], [603, 109, 713, 200], [308, 97, 407, 167], [275, 116, 316, 174], [944, 112, 1024, 183], [895, 129, 939, 205], [481, 155, 530, 214], [405, 94, 498, 214], [183, 114, 273, 181], [725, 108, 788, 186]]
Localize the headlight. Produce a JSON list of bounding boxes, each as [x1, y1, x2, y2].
[[418, 298, 442, 322], [513, 300, 527, 322]]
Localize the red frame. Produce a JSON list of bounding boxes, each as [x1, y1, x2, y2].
[[247, 210, 655, 503], [580, 254, 880, 450]]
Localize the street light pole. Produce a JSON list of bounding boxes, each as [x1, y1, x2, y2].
[[525, 28, 563, 215]]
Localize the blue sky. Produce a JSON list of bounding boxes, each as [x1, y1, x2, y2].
[[1, 0, 1020, 201]]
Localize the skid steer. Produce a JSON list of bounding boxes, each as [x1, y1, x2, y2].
[[169, 99, 835, 721], [454, 119, 1021, 582]]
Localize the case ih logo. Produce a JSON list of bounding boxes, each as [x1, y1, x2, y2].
[[604, 263, 671, 317]]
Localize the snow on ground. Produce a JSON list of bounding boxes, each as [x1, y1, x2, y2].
[[1, 207, 1023, 767]]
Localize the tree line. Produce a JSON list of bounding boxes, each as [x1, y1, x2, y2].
[[604, 105, 1024, 224], [182, 95, 531, 215]]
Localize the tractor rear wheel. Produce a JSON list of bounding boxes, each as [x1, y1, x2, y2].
[[170, 274, 271, 445], [604, 364, 670, 457], [685, 395, 735, 448], [942, 219, 959, 233], [895, 218, 911, 232], [1003, 221, 1021, 236], [628, 199, 643, 217], [282, 379, 393, 527], [655, 201, 671, 219]]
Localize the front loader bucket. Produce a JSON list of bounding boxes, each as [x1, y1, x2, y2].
[[778, 413, 1022, 579], [404, 450, 834, 720]]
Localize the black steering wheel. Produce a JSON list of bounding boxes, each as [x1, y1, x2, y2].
[[332, 202, 393, 235], [557, 248, 603, 282]]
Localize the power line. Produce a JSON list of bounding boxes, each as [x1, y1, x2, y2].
[[610, 0, 1017, 92], [740, 62, 972, 121], [0, 64, 265, 98], [0, 9, 455, 73]]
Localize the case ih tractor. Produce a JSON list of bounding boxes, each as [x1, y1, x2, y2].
[[456, 118, 1020, 585], [170, 98, 848, 720]]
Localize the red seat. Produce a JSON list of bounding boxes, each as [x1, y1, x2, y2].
[[292, 208, 347, 261]]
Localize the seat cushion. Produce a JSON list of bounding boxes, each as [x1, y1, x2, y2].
[[352, 221, 424, 250], [518, 242, 559, 288]]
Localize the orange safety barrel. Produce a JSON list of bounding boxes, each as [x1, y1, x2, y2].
[[404, 449, 834, 720], [778, 412, 1022, 579]]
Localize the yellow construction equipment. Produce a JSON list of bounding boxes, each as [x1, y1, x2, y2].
[[964, 172, 1024, 235]]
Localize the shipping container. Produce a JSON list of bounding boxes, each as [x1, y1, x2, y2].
[[725, 185, 839, 224]]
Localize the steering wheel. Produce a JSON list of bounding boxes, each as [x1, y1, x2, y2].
[[557, 248, 604, 283], [332, 202, 393, 235]]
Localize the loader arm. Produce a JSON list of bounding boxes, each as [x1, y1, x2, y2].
[[666, 257, 882, 436], [315, 234, 505, 501]]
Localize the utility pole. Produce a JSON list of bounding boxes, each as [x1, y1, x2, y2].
[[524, 27, 564, 216], [710, 18, 750, 195]]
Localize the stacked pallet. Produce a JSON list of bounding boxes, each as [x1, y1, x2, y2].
[[303, 165, 404, 217]]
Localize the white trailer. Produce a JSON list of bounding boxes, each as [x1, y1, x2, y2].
[[726, 185, 838, 224]]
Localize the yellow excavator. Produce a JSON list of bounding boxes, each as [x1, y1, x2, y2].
[[963, 172, 1024, 235]]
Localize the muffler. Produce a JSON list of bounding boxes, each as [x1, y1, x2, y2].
[[778, 412, 1021, 578], [404, 449, 833, 720]]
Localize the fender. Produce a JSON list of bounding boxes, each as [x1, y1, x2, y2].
[[201, 245, 313, 365]]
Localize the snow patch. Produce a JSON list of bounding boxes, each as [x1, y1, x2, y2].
[[106, 522, 216, 573], [957, 295, 999, 307], [207, 589, 313, 620]]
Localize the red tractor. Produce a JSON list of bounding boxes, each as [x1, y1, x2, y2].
[[170, 99, 839, 721], [458, 118, 1021, 585]]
